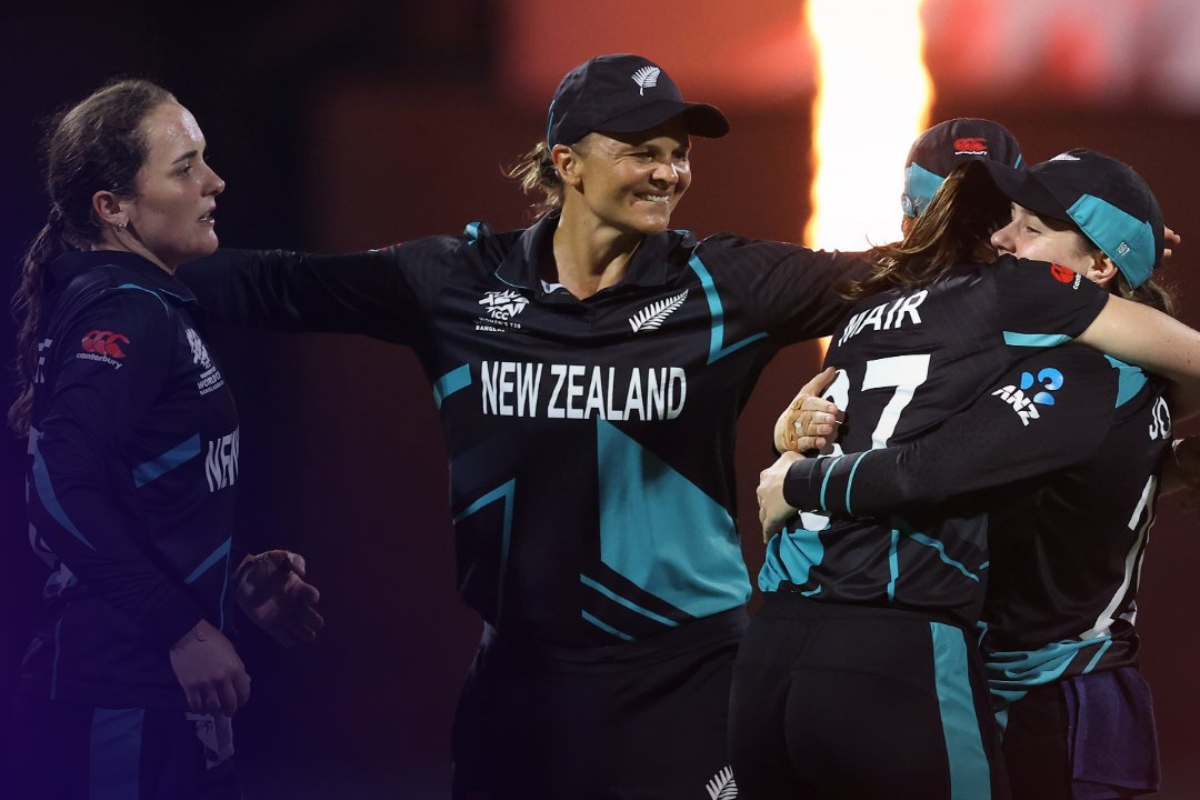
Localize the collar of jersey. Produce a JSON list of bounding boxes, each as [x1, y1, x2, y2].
[[493, 211, 677, 296], [49, 250, 198, 305]]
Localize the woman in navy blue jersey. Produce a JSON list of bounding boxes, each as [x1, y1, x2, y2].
[[9, 79, 322, 800]]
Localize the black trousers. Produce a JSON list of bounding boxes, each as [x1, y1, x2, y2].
[[12, 691, 239, 800], [451, 609, 746, 800], [729, 593, 1008, 800]]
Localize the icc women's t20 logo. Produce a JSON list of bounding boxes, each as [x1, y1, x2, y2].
[[186, 328, 213, 369], [478, 291, 529, 321]]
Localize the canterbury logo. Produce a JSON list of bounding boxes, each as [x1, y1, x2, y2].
[[1050, 152, 1081, 161], [629, 289, 688, 333], [954, 137, 988, 154], [81, 330, 129, 358], [631, 66, 661, 96], [706, 766, 738, 800]]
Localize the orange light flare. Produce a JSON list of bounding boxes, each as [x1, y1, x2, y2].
[[804, 0, 935, 357]]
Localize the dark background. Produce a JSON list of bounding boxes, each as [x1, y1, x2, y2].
[[3, 2, 1199, 797]]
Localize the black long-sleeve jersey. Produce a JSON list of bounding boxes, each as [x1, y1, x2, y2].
[[21, 251, 240, 710], [780, 345, 1169, 713], [181, 214, 868, 645], [760, 257, 1108, 626]]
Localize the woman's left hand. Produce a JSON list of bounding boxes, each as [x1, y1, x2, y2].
[[235, 551, 324, 646], [758, 451, 804, 542]]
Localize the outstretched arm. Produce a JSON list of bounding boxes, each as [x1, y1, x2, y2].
[[759, 346, 1121, 534], [1077, 294, 1200, 420], [178, 240, 447, 344]]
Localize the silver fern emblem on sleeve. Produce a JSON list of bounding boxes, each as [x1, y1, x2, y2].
[[631, 66, 661, 96], [629, 289, 688, 333], [706, 766, 738, 800]]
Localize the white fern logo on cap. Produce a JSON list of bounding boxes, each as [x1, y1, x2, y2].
[[1050, 152, 1081, 162], [632, 66, 661, 96]]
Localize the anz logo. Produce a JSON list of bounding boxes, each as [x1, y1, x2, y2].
[[991, 367, 1064, 427]]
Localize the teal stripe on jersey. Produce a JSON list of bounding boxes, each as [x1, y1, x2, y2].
[[985, 637, 1110, 698], [818, 455, 844, 512], [580, 575, 679, 627], [887, 529, 900, 602], [89, 708, 145, 800], [844, 451, 869, 516], [687, 254, 768, 364], [1103, 355, 1148, 408], [930, 622, 991, 800], [596, 419, 749, 617], [909, 533, 981, 582], [453, 479, 517, 622], [1081, 638, 1114, 673], [30, 429, 94, 551], [582, 610, 635, 642], [184, 537, 234, 631], [433, 364, 473, 409], [759, 516, 829, 593], [115, 282, 171, 312], [1003, 331, 1072, 348], [132, 434, 201, 487], [184, 537, 231, 585]]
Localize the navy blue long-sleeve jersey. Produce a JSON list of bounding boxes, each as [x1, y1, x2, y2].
[[181, 214, 869, 645], [780, 344, 1169, 711], [760, 257, 1109, 626], [21, 251, 240, 710]]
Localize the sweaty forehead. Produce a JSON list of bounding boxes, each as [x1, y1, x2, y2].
[[143, 103, 204, 156]]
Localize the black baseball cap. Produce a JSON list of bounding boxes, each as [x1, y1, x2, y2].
[[902, 118, 1023, 217], [983, 149, 1163, 288], [545, 54, 730, 147]]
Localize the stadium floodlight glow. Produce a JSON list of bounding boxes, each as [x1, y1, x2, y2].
[[804, 0, 934, 356]]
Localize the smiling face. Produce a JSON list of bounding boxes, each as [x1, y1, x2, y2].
[[563, 117, 692, 236], [990, 203, 1101, 278], [121, 102, 225, 272]]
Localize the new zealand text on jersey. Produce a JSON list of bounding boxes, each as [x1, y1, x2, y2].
[[205, 429, 240, 492], [837, 290, 928, 347], [480, 361, 687, 420]]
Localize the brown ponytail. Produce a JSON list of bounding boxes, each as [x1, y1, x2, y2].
[[8, 78, 174, 434]]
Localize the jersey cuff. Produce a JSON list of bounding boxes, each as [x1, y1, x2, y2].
[[783, 458, 827, 512]]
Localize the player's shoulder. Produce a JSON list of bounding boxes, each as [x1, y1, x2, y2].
[[50, 263, 180, 328], [990, 255, 1091, 292], [692, 231, 829, 273], [1015, 342, 1115, 379]]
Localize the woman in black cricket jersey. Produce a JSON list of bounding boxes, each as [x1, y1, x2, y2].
[[759, 151, 1177, 800], [9, 79, 322, 800], [735, 153, 1177, 800], [179, 54, 1200, 799]]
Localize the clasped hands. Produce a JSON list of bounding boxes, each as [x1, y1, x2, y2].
[[758, 367, 843, 541]]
